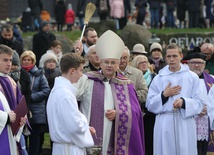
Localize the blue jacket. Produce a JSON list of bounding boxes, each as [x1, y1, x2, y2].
[[28, 66, 50, 124], [29, 66, 50, 103]]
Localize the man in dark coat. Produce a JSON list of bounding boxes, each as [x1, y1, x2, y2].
[[55, 0, 66, 31], [0, 24, 23, 56], [33, 21, 56, 66]]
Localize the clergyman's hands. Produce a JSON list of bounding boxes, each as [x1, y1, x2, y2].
[[199, 105, 207, 116], [8, 111, 16, 123], [89, 126, 96, 135], [173, 98, 183, 109], [163, 83, 181, 97], [105, 110, 116, 121]]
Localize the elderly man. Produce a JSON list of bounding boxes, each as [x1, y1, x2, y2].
[[83, 45, 101, 73], [184, 47, 214, 155], [146, 43, 204, 155], [119, 46, 148, 104], [75, 30, 145, 155], [131, 43, 147, 58], [200, 43, 214, 74]]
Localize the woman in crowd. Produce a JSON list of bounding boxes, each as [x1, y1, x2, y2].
[[20, 51, 50, 155], [39, 53, 61, 89], [148, 42, 166, 73], [45, 40, 63, 67]]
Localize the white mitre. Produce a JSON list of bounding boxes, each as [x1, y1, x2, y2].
[[95, 30, 125, 60]]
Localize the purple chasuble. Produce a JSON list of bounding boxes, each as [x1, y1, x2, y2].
[[87, 72, 145, 155], [0, 98, 11, 155], [203, 71, 214, 153]]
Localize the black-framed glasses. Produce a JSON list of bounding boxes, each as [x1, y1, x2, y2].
[[188, 61, 205, 65]]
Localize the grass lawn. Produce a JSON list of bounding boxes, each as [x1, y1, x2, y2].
[[22, 27, 214, 43], [43, 133, 51, 148]]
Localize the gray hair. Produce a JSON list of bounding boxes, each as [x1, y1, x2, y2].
[[86, 45, 96, 57], [131, 55, 148, 69], [124, 46, 130, 56]]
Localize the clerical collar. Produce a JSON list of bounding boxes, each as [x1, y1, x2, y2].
[[101, 70, 118, 82], [89, 62, 100, 71], [199, 73, 204, 79], [0, 72, 8, 77]]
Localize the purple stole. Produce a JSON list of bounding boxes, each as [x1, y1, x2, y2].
[[203, 71, 214, 153], [0, 98, 11, 155], [0, 75, 22, 154], [87, 72, 145, 155], [0, 76, 22, 110]]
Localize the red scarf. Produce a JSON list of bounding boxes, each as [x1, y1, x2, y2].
[[22, 65, 34, 72]]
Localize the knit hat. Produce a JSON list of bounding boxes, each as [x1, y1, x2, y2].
[[41, 21, 50, 29], [150, 42, 162, 53], [39, 53, 57, 68], [132, 44, 147, 54], [95, 30, 125, 60], [12, 51, 20, 66]]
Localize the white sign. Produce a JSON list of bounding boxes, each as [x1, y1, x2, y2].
[[169, 37, 214, 47]]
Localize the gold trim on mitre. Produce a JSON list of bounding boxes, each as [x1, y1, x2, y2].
[[95, 30, 125, 60]]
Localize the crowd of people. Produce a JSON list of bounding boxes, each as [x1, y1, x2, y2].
[[1, 17, 214, 155], [16, 0, 214, 33], [1, 1, 214, 155]]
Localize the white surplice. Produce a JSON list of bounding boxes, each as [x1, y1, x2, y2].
[[47, 76, 94, 155], [146, 64, 204, 155], [0, 91, 18, 155], [75, 75, 114, 155]]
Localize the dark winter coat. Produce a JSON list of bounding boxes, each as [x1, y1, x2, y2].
[[76, 0, 86, 17], [148, 0, 161, 9], [55, 0, 66, 24], [43, 68, 61, 89], [177, 0, 187, 20], [187, 0, 201, 12], [28, 0, 43, 16], [21, 11, 32, 29], [148, 57, 167, 74], [0, 36, 23, 56], [33, 31, 56, 66], [164, 0, 176, 11], [20, 68, 32, 104], [28, 66, 50, 124], [204, 0, 214, 20]]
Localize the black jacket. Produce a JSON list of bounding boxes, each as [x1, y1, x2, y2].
[[0, 36, 23, 56], [33, 31, 56, 66], [55, 0, 66, 24], [28, 0, 43, 16], [76, 0, 87, 17]]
